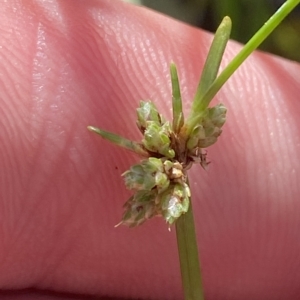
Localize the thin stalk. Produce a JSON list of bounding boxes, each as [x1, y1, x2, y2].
[[172, 65, 204, 299], [174, 16, 232, 300], [186, 0, 300, 131], [176, 180, 204, 300]]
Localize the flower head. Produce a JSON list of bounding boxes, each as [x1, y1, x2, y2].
[[88, 64, 227, 227]]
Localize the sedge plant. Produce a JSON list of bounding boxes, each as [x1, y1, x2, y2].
[[88, 0, 300, 299]]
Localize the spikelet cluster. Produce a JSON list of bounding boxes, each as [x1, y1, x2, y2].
[[118, 101, 226, 227]]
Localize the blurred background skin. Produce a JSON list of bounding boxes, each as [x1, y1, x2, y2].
[[0, 1, 299, 299], [124, 0, 300, 62]]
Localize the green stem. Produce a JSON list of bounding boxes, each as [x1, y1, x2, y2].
[[176, 181, 204, 300], [186, 0, 300, 131]]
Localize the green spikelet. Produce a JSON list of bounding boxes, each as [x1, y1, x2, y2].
[[159, 183, 190, 225], [142, 121, 175, 158], [136, 101, 162, 132]]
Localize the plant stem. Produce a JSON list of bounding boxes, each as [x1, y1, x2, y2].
[[174, 17, 232, 300], [187, 0, 300, 131], [176, 178, 204, 300]]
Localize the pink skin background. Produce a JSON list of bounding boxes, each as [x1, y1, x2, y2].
[[1, 0, 300, 299]]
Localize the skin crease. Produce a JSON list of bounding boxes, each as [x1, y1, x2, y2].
[[0, 0, 300, 299]]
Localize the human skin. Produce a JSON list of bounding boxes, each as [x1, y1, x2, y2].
[[1, 0, 300, 299]]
